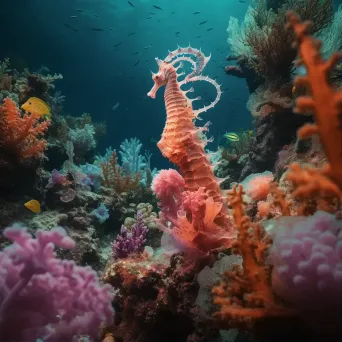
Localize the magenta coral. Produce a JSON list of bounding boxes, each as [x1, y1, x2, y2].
[[0, 224, 114, 341]]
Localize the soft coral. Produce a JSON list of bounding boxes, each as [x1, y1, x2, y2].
[[0, 97, 50, 159], [152, 169, 234, 254]]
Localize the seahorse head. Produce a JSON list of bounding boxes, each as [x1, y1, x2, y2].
[[147, 58, 175, 99]]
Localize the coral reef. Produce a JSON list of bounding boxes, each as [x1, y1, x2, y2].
[[103, 253, 219, 342], [0, 224, 114, 341], [2, 3, 342, 342]]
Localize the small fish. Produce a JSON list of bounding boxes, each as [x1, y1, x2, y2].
[[132, 51, 139, 55], [171, 11, 175, 14], [222, 87, 228, 91], [94, 14, 99, 17], [206, 28, 214, 31], [196, 35, 201, 38], [246, 130, 253, 137], [149, 12, 157, 15], [21, 97, 50, 118], [133, 60, 140, 66], [110, 28, 114, 31], [91, 28, 104, 31], [175, 31, 180, 35], [112, 102, 120, 111], [70, 15, 77, 18], [144, 44, 152, 49], [114, 42, 122, 47], [224, 132, 240, 142], [128, 32, 136, 36], [146, 17, 152, 19], [64, 23, 79, 32], [140, 96, 145, 100], [153, 5, 162, 10], [239, 0, 246, 3], [24, 199, 41, 213], [193, 11, 200, 14], [128, 1, 135, 7], [199, 20, 208, 25], [76, 9, 84, 12]]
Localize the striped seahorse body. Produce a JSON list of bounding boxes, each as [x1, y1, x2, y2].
[[147, 47, 229, 227]]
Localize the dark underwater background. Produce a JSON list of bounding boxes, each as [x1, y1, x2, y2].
[[0, 0, 258, 169]]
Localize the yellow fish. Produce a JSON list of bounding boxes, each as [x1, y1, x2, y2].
[[224, 132, 240, 142], [21, 97, 50, 119], [246, 130, 253, 137], [24, 199, 41, 213]]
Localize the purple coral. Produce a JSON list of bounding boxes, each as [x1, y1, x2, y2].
[[111, 211, 148, 258], [0, 224, 114, 341], [268, 211, 342, 314]]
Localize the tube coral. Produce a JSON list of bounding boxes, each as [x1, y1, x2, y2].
[[0, 97, 50, 159]]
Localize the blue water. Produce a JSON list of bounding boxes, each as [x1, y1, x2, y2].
[[1, 0, 252, 168]]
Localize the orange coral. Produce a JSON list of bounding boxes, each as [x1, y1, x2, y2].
[[101, 151, 141, 194], [286, 11, 342, 193], [0, 97, 50, 159], [212, 185, 294, 328]]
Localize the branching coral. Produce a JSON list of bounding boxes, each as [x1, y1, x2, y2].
[[0, 224, 114, 341], [111, 211, 148, 258], [0, 97, 50, 159], [213, 12, 342, 337], [212, 185, 294, 328], [230, 0, 333, 80], [101, 151, 141, 194], [286, 11, 342, 193]]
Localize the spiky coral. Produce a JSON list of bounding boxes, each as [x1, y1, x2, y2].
[[212, 185, 294, 327], [148, 46, 231, 228], [237, 0, 333, 79], [213, 11, 342, 335], [286, 11, 342, 193], [101, 151, 141, 194], [0, 97, 50, 159]]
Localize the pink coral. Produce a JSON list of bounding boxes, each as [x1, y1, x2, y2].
[[241, 171, 273, 201], [268, 211, 342, 330], [0, 224, 114, 341], [257, 200, 271, 217], [152, 169, 234, 254], [151, 169, 185, 226]]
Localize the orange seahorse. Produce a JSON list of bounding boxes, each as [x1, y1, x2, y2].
[[147, 46, 230, 227]]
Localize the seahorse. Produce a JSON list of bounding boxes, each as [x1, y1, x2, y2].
[[147, 46, 229, 227]]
